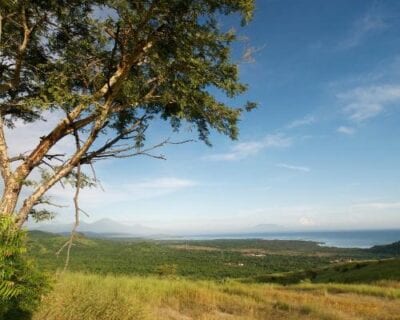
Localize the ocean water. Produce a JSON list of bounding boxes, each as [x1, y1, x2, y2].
[[179, 230, 400, 248]]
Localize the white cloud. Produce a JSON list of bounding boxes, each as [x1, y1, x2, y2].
[[338, 9, 387, 49], [337, 126, 355, 135], [338, 84, 400, 122], [286, 115, 316, 129], [276, 163, 310, 172], [299, 216, 316, 227], [204, 134, 292, 161]]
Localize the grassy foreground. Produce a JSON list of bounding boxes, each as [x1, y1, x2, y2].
[[33, 272, 400, 320]]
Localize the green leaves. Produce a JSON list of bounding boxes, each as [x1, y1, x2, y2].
[[0, 281, 20, 301], [0, 216, 27, 303], [1, 0, 256, 143], [0, 216, 49, 319]]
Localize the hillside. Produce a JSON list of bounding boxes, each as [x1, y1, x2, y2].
[[25, 232, 400, 320], [250, 258, 400, 284], [27, 231, 392, 279], [368, 241, 400, 256], [32, 272, 400, 320]]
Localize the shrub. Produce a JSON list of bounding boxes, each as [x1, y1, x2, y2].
[[155, 264, 177, 277], [0, 217, 50, 320]]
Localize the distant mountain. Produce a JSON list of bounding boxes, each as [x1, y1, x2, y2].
[[31, 218, 160, 237], [29, 220, 288, 238], [246, 224, 285, 233]]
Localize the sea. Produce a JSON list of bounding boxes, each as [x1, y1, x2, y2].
[[177, 229, 400, 249]]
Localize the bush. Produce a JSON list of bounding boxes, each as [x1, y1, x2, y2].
[[155, 264, 177, 277], [0, 216, 50, 320]]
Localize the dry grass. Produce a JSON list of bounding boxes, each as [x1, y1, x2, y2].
[[33, 273, 400, 320], [292, 282, 400, 299]]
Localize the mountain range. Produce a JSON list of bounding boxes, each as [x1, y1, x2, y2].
[[29, 219, 286, 238], [30, 218, 160, 237]]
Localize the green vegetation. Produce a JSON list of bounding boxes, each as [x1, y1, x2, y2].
[[27, 231, 387, 280], [0, 218, 49, 320], [368, 241, 400, 255], [32, 272, 400, 320], [26, 231, 400, 319], [249, 259, 400, 285]]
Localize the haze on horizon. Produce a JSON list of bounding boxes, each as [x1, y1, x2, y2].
[[13, 0, 400, 232]]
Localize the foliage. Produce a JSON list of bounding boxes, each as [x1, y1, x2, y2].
[[32, 272, 400, 320], [0, 217, 49, 320]]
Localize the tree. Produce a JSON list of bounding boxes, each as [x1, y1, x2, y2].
[[0, 0, 256, 229]]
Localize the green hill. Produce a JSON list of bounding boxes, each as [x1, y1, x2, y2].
[[250, 258, 400, 284], [368, 241, 400, 256]]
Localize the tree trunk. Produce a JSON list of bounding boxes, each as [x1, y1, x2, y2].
[[0, 179, 22, 217]]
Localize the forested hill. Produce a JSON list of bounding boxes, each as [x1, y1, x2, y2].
[[368, 241, 400, 255], [27, 231, 400, 280]]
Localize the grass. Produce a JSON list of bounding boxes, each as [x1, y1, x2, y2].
[[293, 282, 400, 299], [28, 232, 400, 319], [33, 272, 400, 320]]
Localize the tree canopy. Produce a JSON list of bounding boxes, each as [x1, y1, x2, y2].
[[0, 0, 255, 228]]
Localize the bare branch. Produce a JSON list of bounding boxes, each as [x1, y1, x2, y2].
[[85, 138, 194, 162], [34, 198, 68, 209], [80, 116, 147, 164], [56, 113, 82, 272]]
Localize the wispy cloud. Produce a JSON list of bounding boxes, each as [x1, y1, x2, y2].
[[338, 84, 400, 122], [134, 178, 196, 190], [48, 177, 197, 208], [241, 44, 266, 64], [286, 115, 316, 129], [337, 126, 355, 135], [338, 8, 387, 50], [237, 200, 400, 230], [351, 201, 400, 211], [276, 163, 310, 172], [204, 134, 292, 161]]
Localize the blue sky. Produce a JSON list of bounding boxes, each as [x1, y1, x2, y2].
[[23, 0, 400, 232]]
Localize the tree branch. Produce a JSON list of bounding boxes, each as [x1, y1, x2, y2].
[[0, 117, 12, 184], [0, 6, 33, 94], [15, 97, 115, 227], [58, 116, 82, 272], [80, 117, 147, 164], [84, 138, 194, 162]]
